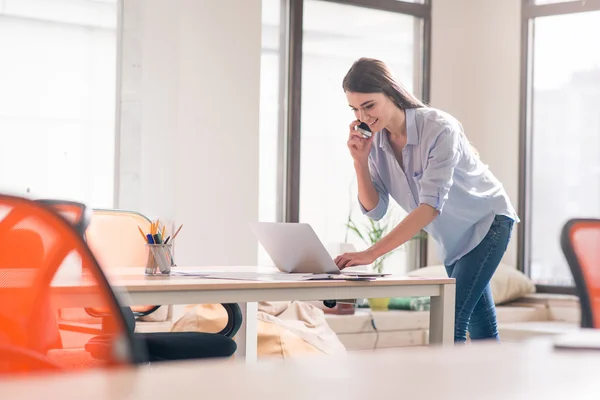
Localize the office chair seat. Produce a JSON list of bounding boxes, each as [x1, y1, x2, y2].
[[85, 306, 237, 362], [137, 332, 237, 361], [85, 331, 237, 361]]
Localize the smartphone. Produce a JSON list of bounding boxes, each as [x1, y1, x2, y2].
[[355, 121, 372, 139]]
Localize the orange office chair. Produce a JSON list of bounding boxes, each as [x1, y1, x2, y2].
[[86, 210, 154, 271], [85, 209, 162, 318], [37, 205, 239, 361], [33, 205, 161, 319], [85, 209, 242, 338], [561, 218, 600, 329], [85, 209, 239, 361], [0, 194, 145, 374]]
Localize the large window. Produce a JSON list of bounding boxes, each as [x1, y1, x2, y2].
[[521, 0, 600, 286], [0, 0, 118, 208], [299, 0, 426, 273], [259, 0, 430, 271]]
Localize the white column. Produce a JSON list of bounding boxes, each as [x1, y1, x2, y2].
[[119, 0, 262, 267]]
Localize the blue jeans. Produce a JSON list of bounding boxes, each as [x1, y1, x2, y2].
[[445, 214, 514, 343]]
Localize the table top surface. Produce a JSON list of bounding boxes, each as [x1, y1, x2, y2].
[[2, 333, 600, 400], [56, 266, 454, 292], [112, 267, 453, 291]]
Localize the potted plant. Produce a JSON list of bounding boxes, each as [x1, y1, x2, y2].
[[345, 214, 396, 275], [345, 205, 426, 311]]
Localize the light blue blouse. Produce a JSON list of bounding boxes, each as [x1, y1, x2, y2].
[[360, 107, 519, 266]]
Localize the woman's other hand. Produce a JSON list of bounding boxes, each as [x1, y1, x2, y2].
[[334, 249, 377, 269]]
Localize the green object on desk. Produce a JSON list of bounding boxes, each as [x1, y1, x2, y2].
[[359, 296, 431, 311]]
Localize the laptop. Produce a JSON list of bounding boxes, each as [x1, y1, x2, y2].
[[249, 222, 389, 277]]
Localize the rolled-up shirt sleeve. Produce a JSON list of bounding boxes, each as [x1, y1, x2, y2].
[[358, 158, 389, 221], [418, 127, 462, 213]]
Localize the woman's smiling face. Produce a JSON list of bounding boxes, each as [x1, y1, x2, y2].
[[346, 91, 395, 133]]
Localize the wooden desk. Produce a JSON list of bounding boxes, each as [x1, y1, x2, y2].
[[2, 336, 600, 399], [54, 267, 456, 362]]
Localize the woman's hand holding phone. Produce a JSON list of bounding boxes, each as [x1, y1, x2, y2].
[[347, 120, 373, 166]]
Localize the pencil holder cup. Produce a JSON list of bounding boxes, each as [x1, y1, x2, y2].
[[145, 244, 175, 275]]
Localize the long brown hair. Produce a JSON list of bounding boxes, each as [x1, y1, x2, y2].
[[342, 57, 425, 109], [343, 57, 481, 157]]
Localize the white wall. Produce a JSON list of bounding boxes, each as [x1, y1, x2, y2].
[[118, 0, 261, 266], [429, 0, 522, 267]]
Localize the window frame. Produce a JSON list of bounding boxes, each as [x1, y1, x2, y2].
[[274, 0, 431, 267], [518, 0, 600, 293]]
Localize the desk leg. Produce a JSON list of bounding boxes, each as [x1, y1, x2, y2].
[[429, 283, 455, 346], [236, 302, 258, 363]]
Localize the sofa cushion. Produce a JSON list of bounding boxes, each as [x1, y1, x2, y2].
[[498, 321, 579, 342], [336, 330, 426, 350], [326, 305, 546, 336], [495, 305, 548, 323], [509, 293, 580, 323], [407, 264, 536, 305], [513, 293, 579, 307], [325, 309, 429, 334]]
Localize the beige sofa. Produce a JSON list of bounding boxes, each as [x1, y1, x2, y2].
[[324, 293, 580, 351], [323, 264, 581, 350]]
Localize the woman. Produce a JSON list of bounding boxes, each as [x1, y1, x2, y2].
[[333, 57, 519, 343]]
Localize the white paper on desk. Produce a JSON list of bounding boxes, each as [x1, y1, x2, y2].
[[309, 274, 375, 281], [202, 272, 315, 281], [202, 272, 375, 281], [169, 270, 220, 277]]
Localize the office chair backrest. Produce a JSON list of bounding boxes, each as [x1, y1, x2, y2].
[[84, 209, 160, 316], [0, 194, 139, 374], [35, 199, 92, 237], [561, 218, 600, 328], [86, 210, 152, 269]]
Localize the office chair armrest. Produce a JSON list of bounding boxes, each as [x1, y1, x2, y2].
[[86, 305, 162, 319], [130, 305, 162, 318], [216, 303, 242, 338]]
